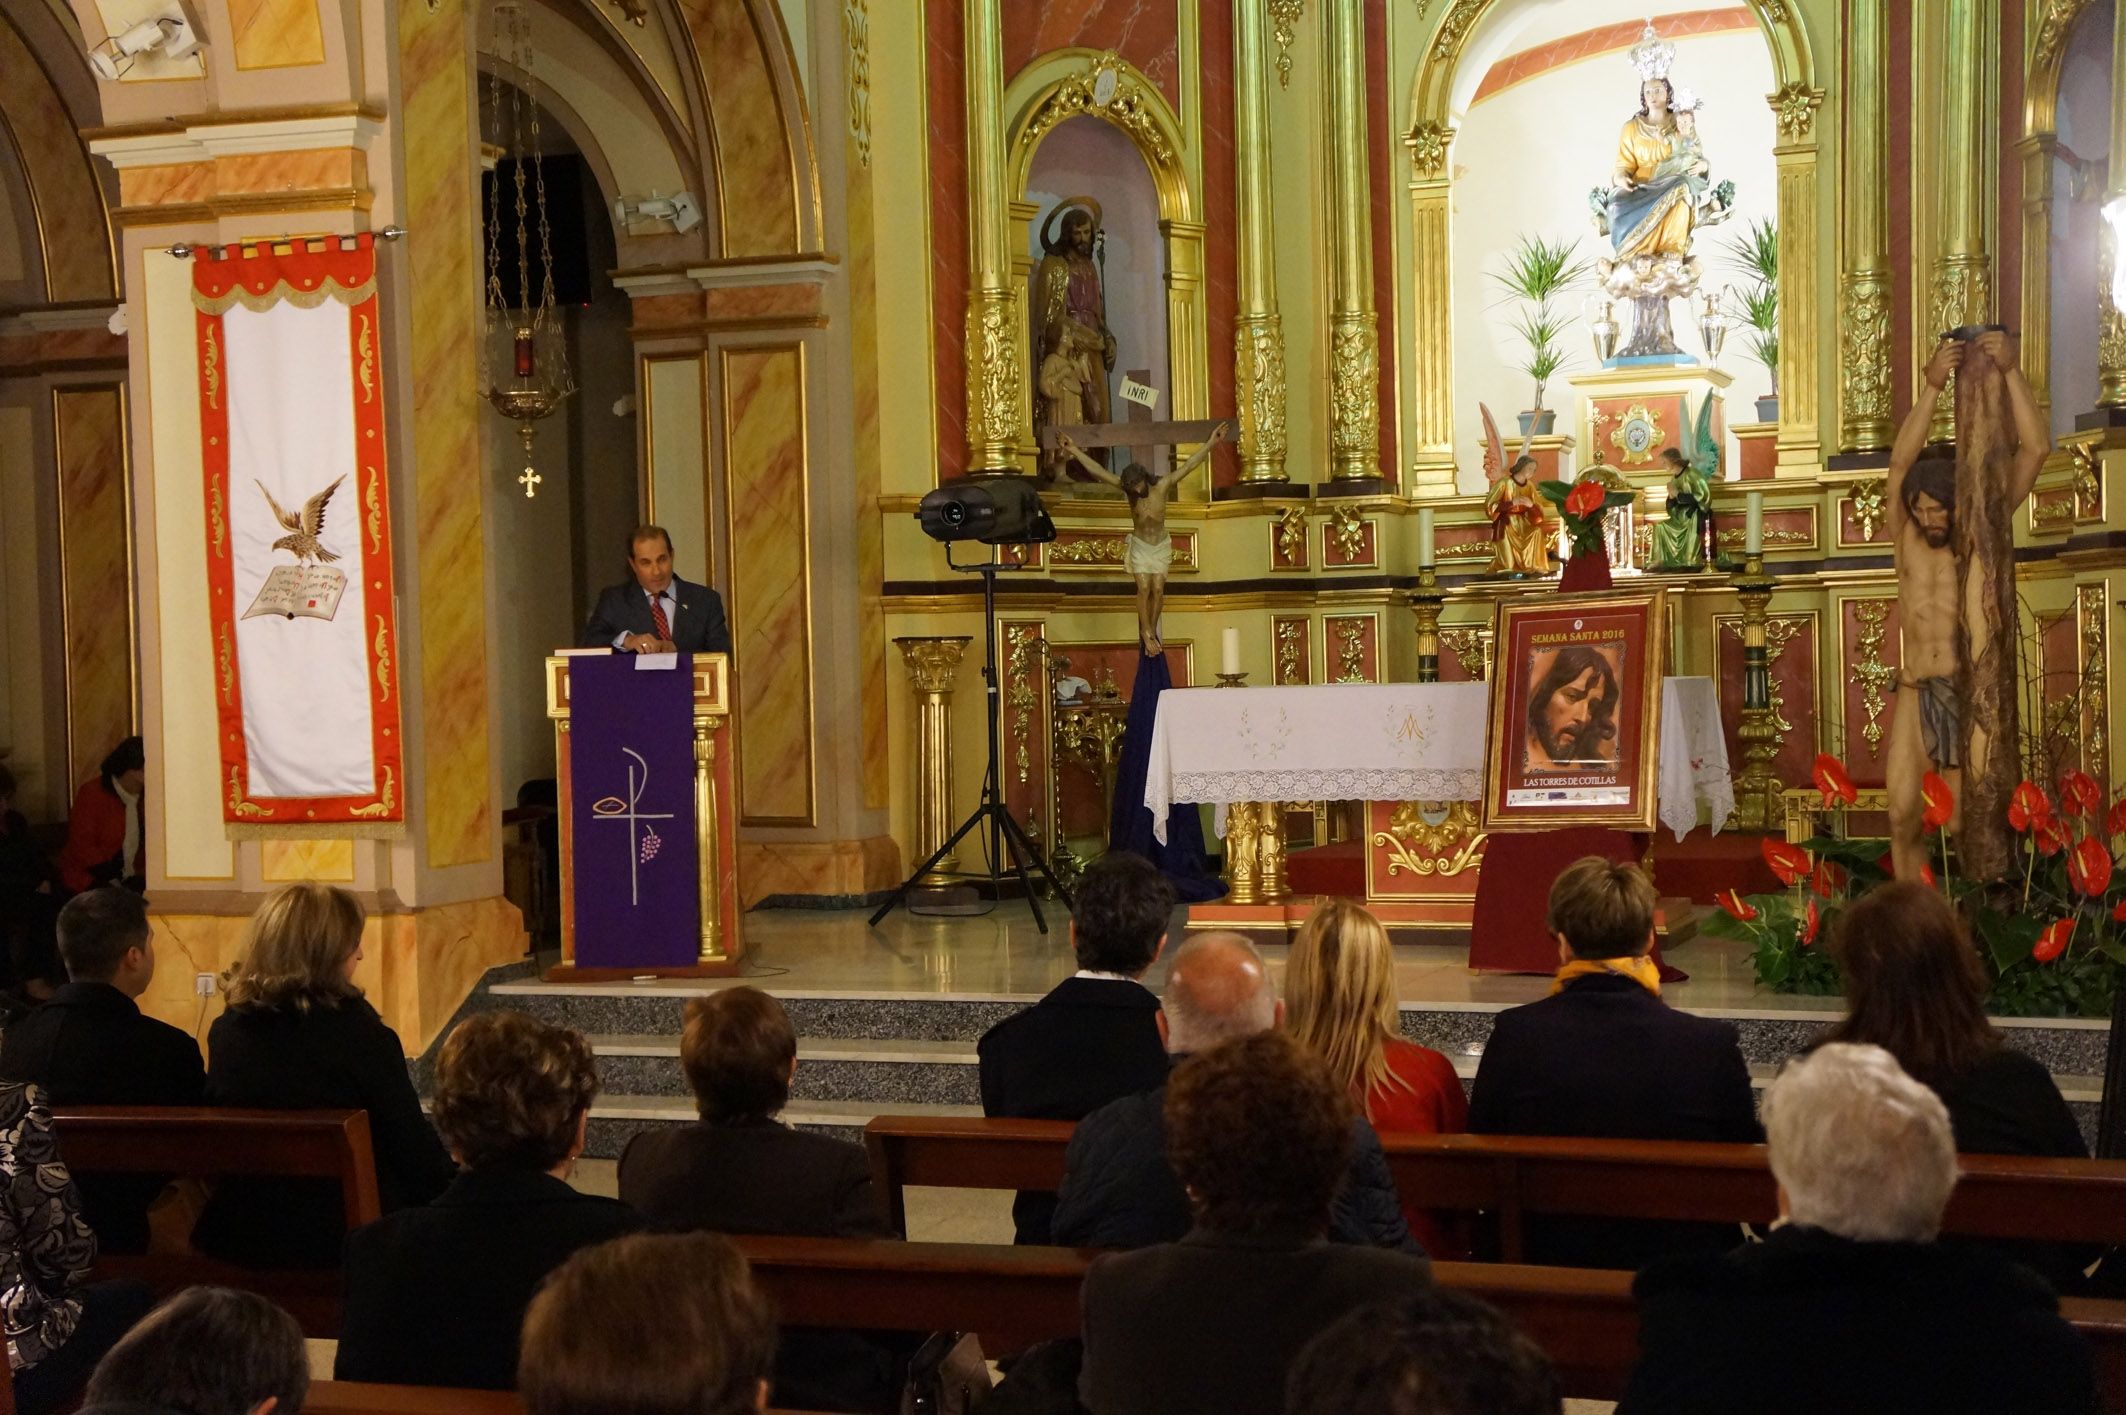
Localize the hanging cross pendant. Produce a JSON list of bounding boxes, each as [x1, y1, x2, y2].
[[519, 465, 542, 498]]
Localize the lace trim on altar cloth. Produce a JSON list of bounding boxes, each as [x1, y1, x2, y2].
[[1661, 771, 1736, 842], [1167, 766, 1484, 804]]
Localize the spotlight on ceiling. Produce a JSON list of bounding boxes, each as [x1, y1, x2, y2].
[[89, 10, 201, 80], [612, 192, 702, 235]]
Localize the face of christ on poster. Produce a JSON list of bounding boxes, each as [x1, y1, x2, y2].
[[1485, 592, 1666, 831]]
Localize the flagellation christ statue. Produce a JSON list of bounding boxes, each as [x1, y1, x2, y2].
[[1033, 198, 1116, 482]]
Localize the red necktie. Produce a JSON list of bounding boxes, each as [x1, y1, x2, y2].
[[650, 593, 671, 643]]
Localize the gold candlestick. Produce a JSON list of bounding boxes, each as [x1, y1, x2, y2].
[[1729, 568, 1783, 832]]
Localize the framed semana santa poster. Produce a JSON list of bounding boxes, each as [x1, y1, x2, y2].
[[1482, 590, 1667, 833]]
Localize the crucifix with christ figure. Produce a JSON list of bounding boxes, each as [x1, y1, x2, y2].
[[1041, 369, 1229, 656]]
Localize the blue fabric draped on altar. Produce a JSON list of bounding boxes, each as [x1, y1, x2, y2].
[[1107, 652, 1225, 902]]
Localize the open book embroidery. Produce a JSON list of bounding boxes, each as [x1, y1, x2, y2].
[[243, 564, 348, 622]]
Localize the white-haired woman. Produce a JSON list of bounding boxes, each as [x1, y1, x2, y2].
[[1618, 1044, 2098, 1415]]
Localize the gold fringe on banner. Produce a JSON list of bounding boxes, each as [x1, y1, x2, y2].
[[192, 277, 377, 317]]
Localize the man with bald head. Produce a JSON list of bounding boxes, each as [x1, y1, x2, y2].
[[1049, 933, 1415, 1251]]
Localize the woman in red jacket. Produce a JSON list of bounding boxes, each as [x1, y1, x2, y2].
[[1286, 896, 1469, 1257], [53, 737, 144, 896]]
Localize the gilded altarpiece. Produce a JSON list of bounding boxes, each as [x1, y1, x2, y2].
[[1713, 612, 1821, 801], [1835, 595, 1903, 791]]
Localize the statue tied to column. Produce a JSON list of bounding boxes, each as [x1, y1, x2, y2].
[[1885, 332, 2049, 882], [1034, 198, 1116, 482]]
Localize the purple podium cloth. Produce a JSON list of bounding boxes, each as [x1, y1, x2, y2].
[[1107, 653, 1225, 903], [568, 654, 701, 969]]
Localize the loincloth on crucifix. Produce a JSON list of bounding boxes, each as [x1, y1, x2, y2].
[[1898, 676, 1962, 770], [1125, 532, 1174, 577]]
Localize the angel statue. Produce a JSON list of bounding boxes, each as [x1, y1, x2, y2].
[[1648, 394, 1720, 572], [1480, 403, 1551, 578]]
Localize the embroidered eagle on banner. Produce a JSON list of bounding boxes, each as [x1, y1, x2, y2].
[[255, 475, 346, 565]]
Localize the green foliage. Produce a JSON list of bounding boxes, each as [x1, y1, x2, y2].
[[1720, 219, 1780, 392], [1719, 219, 1779, 285], [1491, 234, 1590, 410]]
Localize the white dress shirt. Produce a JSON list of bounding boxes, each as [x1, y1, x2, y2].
[[613, 585, 678, 649]]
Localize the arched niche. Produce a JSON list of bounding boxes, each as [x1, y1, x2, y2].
[[1003, 50, 1205, 474], [1404, 0, 1822, 483], [2025, 0, 2111, 433]]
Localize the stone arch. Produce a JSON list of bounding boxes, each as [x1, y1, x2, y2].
[[2020, 0, 2105, 416]]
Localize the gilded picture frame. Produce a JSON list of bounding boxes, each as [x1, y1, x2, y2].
[[1482, 590, 1668, 833]]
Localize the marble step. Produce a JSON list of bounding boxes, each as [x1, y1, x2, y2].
[[592, 1035, 983, 1106]]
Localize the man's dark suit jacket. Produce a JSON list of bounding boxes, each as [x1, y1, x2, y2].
[[1467, 971, 1759, 1269], [1079, 1228, 1433, 1415], [580, 575, 731, 655], [0, 980, 205, 1253], [196, 998, 457, 1268], [1618, 1224, 2100, 1415], [976, 975, 1169, 1244], [1050, 1057, 1417, 1253], [334, 1167, 644, 1390]]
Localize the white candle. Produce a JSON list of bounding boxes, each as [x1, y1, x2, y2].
[[1221, 627, 1241, 677], [1418, 507, 1436, 568], [1745, 492, 1764, 555]]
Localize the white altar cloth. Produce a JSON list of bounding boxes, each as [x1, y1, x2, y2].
[[1143, 676, 1732, 844], [1144, 683, 1488, 843]]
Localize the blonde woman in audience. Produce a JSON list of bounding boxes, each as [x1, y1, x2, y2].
[[194, 882, 454, 1268], [1286, 897, 1468, 1256], [335, 1011, 641, 1390], [519, 1232, 774, 1415]]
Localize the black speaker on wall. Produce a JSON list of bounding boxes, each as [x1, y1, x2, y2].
[[482, 155, 593, 307]]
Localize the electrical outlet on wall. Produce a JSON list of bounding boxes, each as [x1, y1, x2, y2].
[[194, 973, 215, 998]]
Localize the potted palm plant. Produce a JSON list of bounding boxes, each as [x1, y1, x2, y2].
[[1722, 219, 1779, 422], [1492, 234, 1591, 436]]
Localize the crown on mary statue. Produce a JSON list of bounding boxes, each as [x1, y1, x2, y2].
[[1630, 22, 1676, 82]]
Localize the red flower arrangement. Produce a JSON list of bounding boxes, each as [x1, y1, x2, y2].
[[1811, 754, 1857, 809], [1920, 773, 1955, 831], [2008, 782, 2051, 834], [1716, 889, 1758, 922], [2034, 918, 2073, 964], [2060, 771, 2104, 819], [1760, 838, 1811, 887], [2069, 837, 2116, 898]]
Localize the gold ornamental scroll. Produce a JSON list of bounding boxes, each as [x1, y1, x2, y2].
[[1323, 0, 1378, 483], [963, 0, 1022, 471], [1234, 0, 1289, 483], [1838, 0, 1893, 452], [544, 653, 741, 978], [1926, 0, 1998, 443]]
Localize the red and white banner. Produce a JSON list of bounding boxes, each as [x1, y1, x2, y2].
[[195, 236, 404, 831]]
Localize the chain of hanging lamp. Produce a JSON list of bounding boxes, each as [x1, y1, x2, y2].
[[481, 0, 573, 497]]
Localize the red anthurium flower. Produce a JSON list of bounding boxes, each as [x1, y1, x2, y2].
[[2070, 837, 2116, 897], [1920, 772, 1955, 831], [2111, 899, 2126, 924], [1715, 889, 1758, 922], [1760, 838, 1811, 887], [1811, 754, 1858, 809], [2034, 918, 2073, 964], [2060, 771, 2103, 819], [2009, 782, 2049, 834], [1564, 479, 1607, 520], [1799, 897, 1821, 947], [2108, 797, 2126, 839], [1810, 860, 1848, 898], [2036, 817, 2070, 857], [1919, 862, 1938, 886]]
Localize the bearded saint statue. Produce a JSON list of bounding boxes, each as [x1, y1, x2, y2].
[[1032, 198, 1116, 482]]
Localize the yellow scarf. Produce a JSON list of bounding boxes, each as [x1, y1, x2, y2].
[[1549, 956, 1663, 997]]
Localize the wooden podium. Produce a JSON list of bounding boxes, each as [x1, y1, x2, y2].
[[544, 652, 743, 979]]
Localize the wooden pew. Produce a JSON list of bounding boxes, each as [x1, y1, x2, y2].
[[864, 1115, 2126, 1260], [302, 1385, 824, 1415], [50, 1106, 381, 1336], [736, 1233, 2126, 1405]]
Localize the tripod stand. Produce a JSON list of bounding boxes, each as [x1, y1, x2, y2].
[[869, 551, 1072, 931]]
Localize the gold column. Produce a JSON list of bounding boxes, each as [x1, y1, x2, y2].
[[1771, 82, 1824, 468], [1928, 0, 1997, 441], [1222, 800, 1261, 905], [1405, 122, 1455, 493], [1322, 0, 1378, 483], [2018, 132, 2056, 419], [1256, 803, 1287, 902], [1233, 0, 1289, 484], [962, 0, 1023, 472], [2102, 1, 2126, 407], [896, 635, 970, 886], [694, 711, 726, 964], [1837, 0, 1893, 452]]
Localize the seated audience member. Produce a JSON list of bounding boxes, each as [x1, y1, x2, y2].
[[1288, 897, 1468, 1256], [978, 851, 1174, 1243], [620, 986, 894, 1412], [1078, 1032, 1433, 1415], [335, 1011, 641, 1389], [53, 738, 145, 897], [195, 882, 454, 1268], [0, 886, 206, 1252], [0, 762, 55, 996], [519, 1231, 775, 1415], [0, 1080, 153, 1415], [1467, 856, 1756, 1268], [79, 1286, 307, 1415], [1821, 880, 2091, 1286], [1619, 1043, 2099, 1415], [1051, 932, 1413, 1252], [1287, 1289, 1561, 1415]]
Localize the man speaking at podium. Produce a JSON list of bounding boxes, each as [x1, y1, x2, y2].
[[581, 524, 732, 656]]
